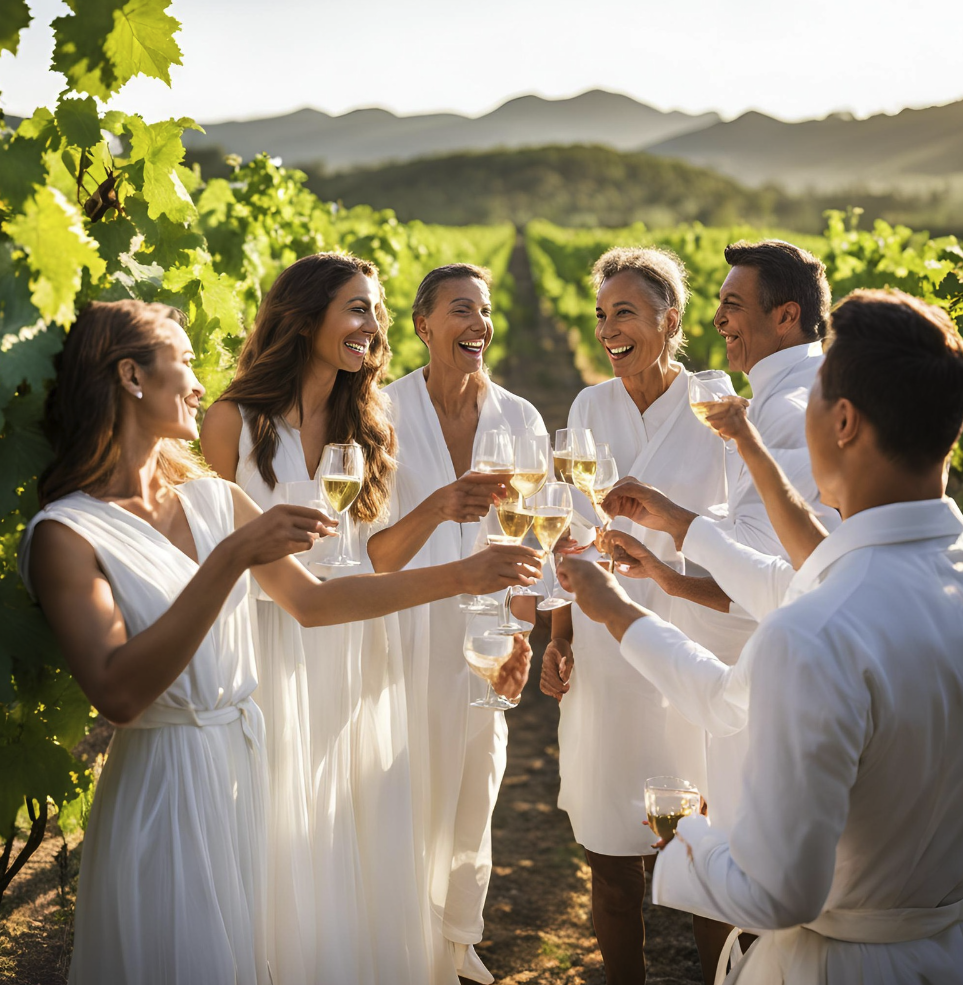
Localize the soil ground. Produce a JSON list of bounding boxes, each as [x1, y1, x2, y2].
[[0, 238, 703, 983]]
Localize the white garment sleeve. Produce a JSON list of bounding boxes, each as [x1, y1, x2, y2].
[[682, 516, 794, 622], [652, 619, 868, 931], [620, 615, 751, 737]]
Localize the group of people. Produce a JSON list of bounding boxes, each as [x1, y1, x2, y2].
[[16, 235, 963, 985]]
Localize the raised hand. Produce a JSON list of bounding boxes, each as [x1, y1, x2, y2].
[[539, 637, 573, 702], [703, 395, 754, 444], [599, 530, 664, 580], [431, 472, 509, 523], [458, 544, 543, 595], [556, 555, 636, 629], [600, 479, 696, 551], [230, 504, 337, 568], [493, 633, 532, 700]]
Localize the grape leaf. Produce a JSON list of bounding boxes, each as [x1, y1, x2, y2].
[[5, 186, 107, 326], [51, 0, 122, 101], [125, 116, 201, 222], [0, 134, 49, 213], [55, 95, 101, 149], [0, 321, 64, 407], [104, 0, 183, 88], [0, 0, 32, 56]]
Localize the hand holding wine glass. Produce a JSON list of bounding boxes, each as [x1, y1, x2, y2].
[[644, 776, 700, 847]]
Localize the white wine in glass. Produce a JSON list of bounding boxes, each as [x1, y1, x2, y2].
[[644, 775, 701, 845], [493, 498, 534, 543], [688, 375, 725, 429], [531, 482, 574, 612], [511, 430, 550, 499], [460, 430, 515, 613], [554, 428, 573, 483], [569, 428, 598, 499], [464, 612, 517, 710], [319, 442, 364, 566]]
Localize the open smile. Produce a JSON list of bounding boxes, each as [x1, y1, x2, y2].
[[344, 340, 369, 354], [458, 339, 485, 354], [605, 344, 634, 361]]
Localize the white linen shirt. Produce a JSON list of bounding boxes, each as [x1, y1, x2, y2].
[[620, 498, 963, 984]]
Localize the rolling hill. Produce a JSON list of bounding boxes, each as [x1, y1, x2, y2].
[[178, 90, 719, 172]]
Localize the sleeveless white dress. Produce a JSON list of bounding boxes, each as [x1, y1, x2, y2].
[[18, 478, 270, 985], [236, 411, 431, 984]]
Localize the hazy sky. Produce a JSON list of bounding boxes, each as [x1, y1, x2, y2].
[[4, 0, 963, 123]]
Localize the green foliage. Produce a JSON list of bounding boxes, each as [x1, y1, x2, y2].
[[0, 0, 32, 58], [52, 0, 182, 101]]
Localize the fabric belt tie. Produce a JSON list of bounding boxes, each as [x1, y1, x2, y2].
[[715, 898, 963, 985], [122, 697, 263, 751]]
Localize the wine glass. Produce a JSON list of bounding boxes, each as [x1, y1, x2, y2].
[[569, 429, 598, 500], [464, 611, 516, 710], [459, 430, 515, 612], [490, 487, 534, 546], [531, 482, 574, 612], [644, 776, 701, 847], [591, 444, 620, 572], [554, 428, 573, 483], [318, 442, 364, 566], [688, 375, 726, 429], [511, 430, 550, 500], [473, 429, 514, 477]]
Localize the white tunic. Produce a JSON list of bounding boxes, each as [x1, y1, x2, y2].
[[623, 498, 963, 984], [19, 479, 270, 985], [558, 368, 732, 855], [236, 413, 429, 985], [384, 368, 545, 980]]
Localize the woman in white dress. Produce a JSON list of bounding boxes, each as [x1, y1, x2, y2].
[[539, 248, 734, 985], [19, 299, 540, 985], [201, 252, 421, 983], [368, 263, 547, 985]]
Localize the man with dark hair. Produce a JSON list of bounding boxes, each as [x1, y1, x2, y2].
[[558, 289, 963, 983]]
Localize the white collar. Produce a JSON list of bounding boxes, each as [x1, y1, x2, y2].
[[787, 498, 963, 600], [747, 341, 822, 401]]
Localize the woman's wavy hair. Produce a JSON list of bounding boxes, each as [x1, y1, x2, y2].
[[38, 300, 209, 506], [216, 252, 396, 522]]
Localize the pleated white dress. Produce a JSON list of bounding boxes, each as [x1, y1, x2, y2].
[[18, 478, 270, 985], [235, 411, 431, 984]]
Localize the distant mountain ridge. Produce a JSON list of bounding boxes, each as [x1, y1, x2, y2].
[[646, 100, 963, 192], [180, 90, 720, 171], [177, 90, 963, 194]]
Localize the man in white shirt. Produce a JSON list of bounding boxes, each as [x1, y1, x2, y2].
[[558, 288, 963, 984]]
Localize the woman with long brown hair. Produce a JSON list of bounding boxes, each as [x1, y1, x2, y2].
[[203, 253, 529, 983], [19, 299, 539, 985]]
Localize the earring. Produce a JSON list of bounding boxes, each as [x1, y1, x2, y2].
[[135, 391, 143, 400]]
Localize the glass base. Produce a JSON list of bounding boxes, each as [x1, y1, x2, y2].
[[471, 692, 519, 710], [458, 595, 499, 613], [323, 557, 361, 567], [537, 596, 572, 611]]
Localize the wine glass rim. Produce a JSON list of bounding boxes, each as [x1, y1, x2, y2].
[[645, 775, 699, 792]]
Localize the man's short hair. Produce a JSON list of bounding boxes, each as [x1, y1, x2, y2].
[[822, 289, 963, 471], [724, 240, 831, 341]]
